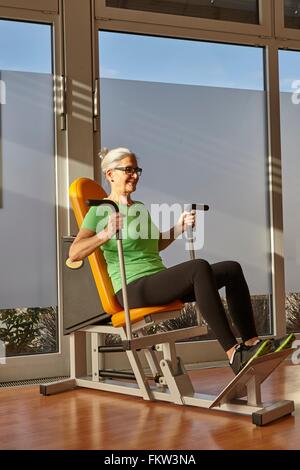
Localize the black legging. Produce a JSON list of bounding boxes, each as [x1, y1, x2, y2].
[[116, 260, 257, 352]]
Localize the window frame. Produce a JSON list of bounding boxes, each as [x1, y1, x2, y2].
[[0, 7, 68, 382], [0, 0, 58, 13]]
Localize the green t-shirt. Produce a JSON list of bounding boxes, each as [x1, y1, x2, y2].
[[81, 201, 166, 293]]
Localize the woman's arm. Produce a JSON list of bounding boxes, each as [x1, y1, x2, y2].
[[158, 210, 196, 251], [69, 212, 123, 261], [69, 228, 110, 261]]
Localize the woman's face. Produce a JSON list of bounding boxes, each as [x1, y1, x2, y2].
[[107, 155, 140, 195]]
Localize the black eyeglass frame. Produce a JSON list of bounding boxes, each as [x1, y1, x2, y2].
[[114, 166, 143, 176]]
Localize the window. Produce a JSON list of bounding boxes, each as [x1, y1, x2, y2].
[[284, 0, 300, 29], [99, 32, 272, 340], [279, 49, 300, 333], [105, 0, 260, 24], [0, 19, 57, 357]]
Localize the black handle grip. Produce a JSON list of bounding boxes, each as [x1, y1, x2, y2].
[[85, 199, 121, 239], [186, 203, 209, 241], [86, 199, 119, 212], [192, 204, 209, 211]]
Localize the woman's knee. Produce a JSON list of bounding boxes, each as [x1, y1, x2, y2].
[[226, 261, 243, 277], [190, 258, 212, 276]]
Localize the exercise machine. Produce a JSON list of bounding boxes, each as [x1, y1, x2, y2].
[[40, 178, 294, 426]]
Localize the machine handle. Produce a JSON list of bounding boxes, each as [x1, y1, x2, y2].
[[86, 198, 132, 339], [86, 199, 122, 239], [185, 203, 209, 259], [185, 203, 209, 324]]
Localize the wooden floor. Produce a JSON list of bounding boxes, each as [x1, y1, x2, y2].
[[1, 362, 300, 450]]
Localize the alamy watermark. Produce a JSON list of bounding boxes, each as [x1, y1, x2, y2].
[[0, 339, 6, 365], [291, 339, 300, 365], [0, 79, 6, 105], [291, 80, 300, 105], [95, 202, 205, 251]]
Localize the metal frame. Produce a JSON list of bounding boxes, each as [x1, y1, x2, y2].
[[41, 219, 294, 426], [41, 319, 294, 426], [0, 0, 58, 13], [265, 45, 287, 337], [91, 0, 102, 183]]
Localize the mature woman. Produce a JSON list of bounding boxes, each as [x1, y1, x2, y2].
[[69, 147, 294, 375]]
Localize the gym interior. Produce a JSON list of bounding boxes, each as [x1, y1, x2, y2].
[[1, 0, 300, 452]]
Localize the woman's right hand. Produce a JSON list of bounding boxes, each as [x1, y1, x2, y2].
[[106, 212, 123, 238]]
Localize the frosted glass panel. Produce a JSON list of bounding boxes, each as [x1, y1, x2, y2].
[[0, 71, 56, 308], [99, 32, 272, 337], [279, 50, 300, 333], [0, 20, 57, 356]]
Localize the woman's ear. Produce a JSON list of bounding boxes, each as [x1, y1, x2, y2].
[[106, 169, 114, 183]]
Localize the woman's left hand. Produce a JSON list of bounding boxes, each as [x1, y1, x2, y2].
[[176, 210, 196, 234]]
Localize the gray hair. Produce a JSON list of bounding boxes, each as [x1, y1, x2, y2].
[[99, 147, 136, 176]]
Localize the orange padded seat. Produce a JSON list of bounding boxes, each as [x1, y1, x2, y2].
[[69, 177, 184, 328]]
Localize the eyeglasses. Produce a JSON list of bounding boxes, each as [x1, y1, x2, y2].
[[114, 166, 142, 176]]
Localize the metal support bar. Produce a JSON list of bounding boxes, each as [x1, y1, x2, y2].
[[91, 332, 99, 382], [265, 45, 286, 336], [246, 373, 262, 406], [126, 349, 153, 401], [98, 345, 126, 353], [127, 325, 207, 350], [70, 331, 87, 379], [252, 400, 295, 426], [162, 342, 179, 375], [40, 379, 76, 396], [117, 238, 132, 340], [99, 370, 136, 380], [98, 333, 105, 371], [144, 348, 163, 381]]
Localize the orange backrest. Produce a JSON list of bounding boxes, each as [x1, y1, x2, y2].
[[69, 177, 121, 315]]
